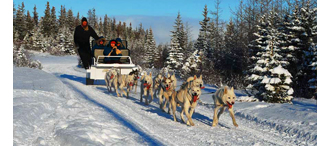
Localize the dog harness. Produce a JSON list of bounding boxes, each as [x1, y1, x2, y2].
[[143, 83, 151, 90]]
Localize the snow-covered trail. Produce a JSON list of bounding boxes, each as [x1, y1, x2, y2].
[[36, 55, 302, 145]]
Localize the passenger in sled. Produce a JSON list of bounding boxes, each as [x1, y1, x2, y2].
[[116, 38, 126, 49], [103, 40, 122, 63]]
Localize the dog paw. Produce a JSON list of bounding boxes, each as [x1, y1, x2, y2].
[[190, 123, 195, 126], [234, 123, 238, 127]]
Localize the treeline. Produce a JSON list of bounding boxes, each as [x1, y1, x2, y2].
[[13, 1, 157, 66]]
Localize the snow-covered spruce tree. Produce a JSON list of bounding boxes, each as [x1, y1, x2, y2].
[[247, 15, 271, 92], [33, 5, 38, 26], [287, 1, 317, 98], [66, 9, 74, 31], [15, 2, 26, 40], [50, 6, 58, 38], [194, 5, 210, 74], [259, 41, 293, 103], [278, 13, 295, 69], [13, 43, 42, 69], [144, 28, 156, 68], [58, 5, 67, 28], [247, 10, 293, 100], [42, 2, 51, 37], [181, 50, 201, 79], [53, 27, 75, 55], [165, 13, 184, 72]]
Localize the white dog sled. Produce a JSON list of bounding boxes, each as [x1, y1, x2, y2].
[[85, 39, 138, 85]]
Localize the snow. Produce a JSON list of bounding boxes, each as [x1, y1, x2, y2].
[[271, 65, 292, 76], [261, 76, 281, 84], [13, 53, 317, 145]]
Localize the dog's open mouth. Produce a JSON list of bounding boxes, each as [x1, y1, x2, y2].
[[129, 82, 133, 86], [193, 95, 198, 102], [226, 101, 233, 109], [166, 87, 169, 90], [200, 86, 205, 89]]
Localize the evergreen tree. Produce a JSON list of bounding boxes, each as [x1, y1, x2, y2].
[[59, 5, 67, 28], [33, 5, 38, 26], [181, 50, 201, 78], [288, 1, 317, 98], [195, 5, 211, 75], [165, 13, 184, 72], [144, 28, 156, 68], [26, 10, 34, 32], [98, 17, 103, 36], [15, 2, 26, 40], [247, 15, 271, 92], [51, 6, 58, 37], [42, 1, 51, 37], [66, 9, 74, 31], [74, 12, 80, 27], [103, 15, 109, 39]]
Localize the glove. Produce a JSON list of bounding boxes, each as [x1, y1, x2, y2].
[[116, 48, 122, 54]]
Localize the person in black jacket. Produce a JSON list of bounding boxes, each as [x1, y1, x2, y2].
[[74, 17, 100, 69]]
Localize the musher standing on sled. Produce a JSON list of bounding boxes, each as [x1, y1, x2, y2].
[[74, 17, 100, 69]]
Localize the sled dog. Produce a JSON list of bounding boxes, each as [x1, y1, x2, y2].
[[153, 73, 163, 98], [117, 73, 134, 98], [129, 69, 140, 93], [212, 86, 238, 127], [104, 68, 120, 97], [159, 74, 176, 113], [170, 84, 202, 126], [140, 72, 154, 105], [186, 75, 205, 89]]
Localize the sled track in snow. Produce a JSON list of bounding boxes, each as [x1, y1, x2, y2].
[[44, 63, 313, 146]]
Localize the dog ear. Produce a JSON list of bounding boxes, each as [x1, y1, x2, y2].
[[224, 86, 228, 94], [149, 72, 152, 77], [231, 87, 234, 92], [199, 75, 202, 80], [194, 75, 197, 80], [167, 73, 170, 78]]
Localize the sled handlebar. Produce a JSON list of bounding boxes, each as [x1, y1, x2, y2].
[[94, 56, 133, 65]]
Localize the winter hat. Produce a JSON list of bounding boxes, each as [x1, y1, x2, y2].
[[115, 38, 122, 43], [82, 17, 88, 23], [81, 17, 88, 26], [110, 40, 116, 44]]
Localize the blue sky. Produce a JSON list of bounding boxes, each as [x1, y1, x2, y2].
[[13, 0, 241, 43]]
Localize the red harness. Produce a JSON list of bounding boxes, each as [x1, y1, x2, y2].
[[143, 83, 151, 90], [110, 74, 114, 79]]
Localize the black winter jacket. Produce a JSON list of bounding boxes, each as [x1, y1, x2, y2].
[[74, 25, 99, 49]]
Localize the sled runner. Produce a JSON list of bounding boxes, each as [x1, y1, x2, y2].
[[85, 39, 138, 85]]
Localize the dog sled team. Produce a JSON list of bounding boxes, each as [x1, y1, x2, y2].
[[102, 67, 238, 127]]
